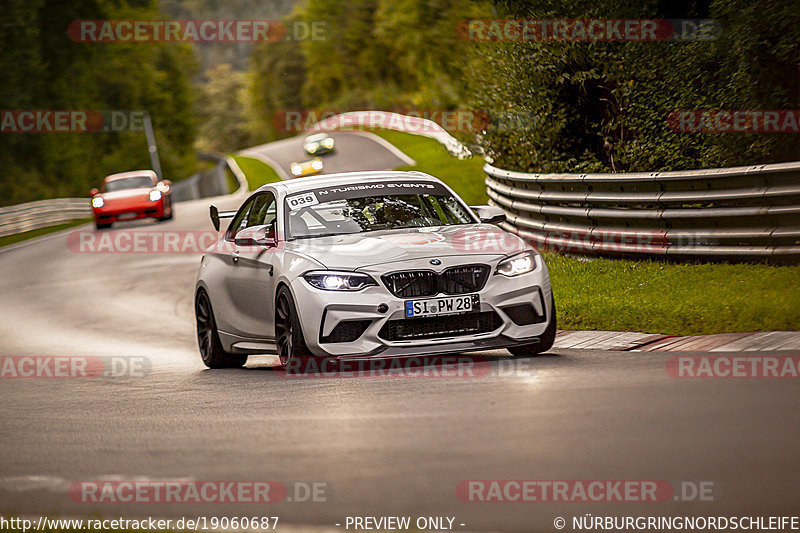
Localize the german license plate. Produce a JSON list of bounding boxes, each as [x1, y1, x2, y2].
[[405, 294, 479, 318], [117, 212, 137, 220]]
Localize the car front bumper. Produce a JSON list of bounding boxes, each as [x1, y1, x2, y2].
[[289, 259, 553, 358], [94, 200, 166, 223], [305, 145, 334, 155]]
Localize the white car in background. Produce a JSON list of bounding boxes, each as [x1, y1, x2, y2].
[[195, 171, 556, 368], [303, 132, 335, 155]]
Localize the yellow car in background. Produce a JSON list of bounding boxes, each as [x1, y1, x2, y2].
[[290, 157, 324, 177]]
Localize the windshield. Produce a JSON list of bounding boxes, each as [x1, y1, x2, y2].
[[305, 134, 327, 143], [285, 183, 474, 240], [104, 176, 154, 192]]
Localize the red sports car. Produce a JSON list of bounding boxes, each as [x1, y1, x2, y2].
[[90, 170, 173, 230]]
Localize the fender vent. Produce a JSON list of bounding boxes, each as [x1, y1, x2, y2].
[[320, 320, 372, 343]]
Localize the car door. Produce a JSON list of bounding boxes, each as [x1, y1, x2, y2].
[[206, 195, 254, 339], [224, 192, 279, 340]]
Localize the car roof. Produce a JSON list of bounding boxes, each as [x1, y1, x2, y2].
[[104, 170, 157, 182], [304, 132, 329, 141], [265, 171, 441, 195]]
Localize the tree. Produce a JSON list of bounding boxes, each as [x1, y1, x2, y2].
[[195, 64, 253, 152], [248, 34, 308, 141], [246, 0, 494, 138], [0, 0, 198, 205]]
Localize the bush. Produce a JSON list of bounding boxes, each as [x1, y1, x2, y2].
[[468, 0, 800, 172]]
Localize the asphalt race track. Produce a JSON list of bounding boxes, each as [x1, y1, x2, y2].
[[240, 130, 414, 178], [0, 134, 798, 532]]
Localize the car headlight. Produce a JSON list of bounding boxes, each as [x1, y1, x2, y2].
[[291, 164, 303, 176], [496, 251, 537, 277], [303, 271, 377, 291], [323, 138, 334, 148], [149, 190, 162, 202], [311, 159, 323, 170], [91, 196, 104, 208]]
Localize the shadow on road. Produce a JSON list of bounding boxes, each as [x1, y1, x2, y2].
[[193, 351, 563, 381]]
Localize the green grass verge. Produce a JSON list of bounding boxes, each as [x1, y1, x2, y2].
[[547, 253, 800, 335], [370, 129, 800, 335], [371, 129, 488, 205], [0, 218, 92, 249], [231, 154, 282, 189]]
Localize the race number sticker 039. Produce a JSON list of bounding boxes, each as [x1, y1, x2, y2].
[[287, 192, 319, 210]]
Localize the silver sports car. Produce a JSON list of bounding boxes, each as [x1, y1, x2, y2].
[[195, 171, 556, 368]]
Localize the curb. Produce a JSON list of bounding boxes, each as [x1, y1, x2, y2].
[[554, 330, 800, 352]]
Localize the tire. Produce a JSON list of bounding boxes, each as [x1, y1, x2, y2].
[[275, 286, 312, 368], [95, 222, 112, 230], [508, 293, 557, 357], [195, 289, 248, 369]]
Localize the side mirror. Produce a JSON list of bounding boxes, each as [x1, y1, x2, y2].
[[90, 188, 99, 196], [161, 180, 172, 187], [471, 205, 507, 225], [234, 224, 276, 247]]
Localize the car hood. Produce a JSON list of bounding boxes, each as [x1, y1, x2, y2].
[[99, 187, 153, 201], [283, 224, 528, 270]]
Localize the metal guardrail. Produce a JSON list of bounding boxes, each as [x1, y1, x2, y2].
[[225, 155, 250, 197], [170, 151, 248, 201], [0, 198, 91, 238], [485, 161, 800, 258], [171, 160, 229, 202], [0, 155, 249, 239]]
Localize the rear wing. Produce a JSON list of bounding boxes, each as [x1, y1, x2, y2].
[[209, 205, 237, 231]]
